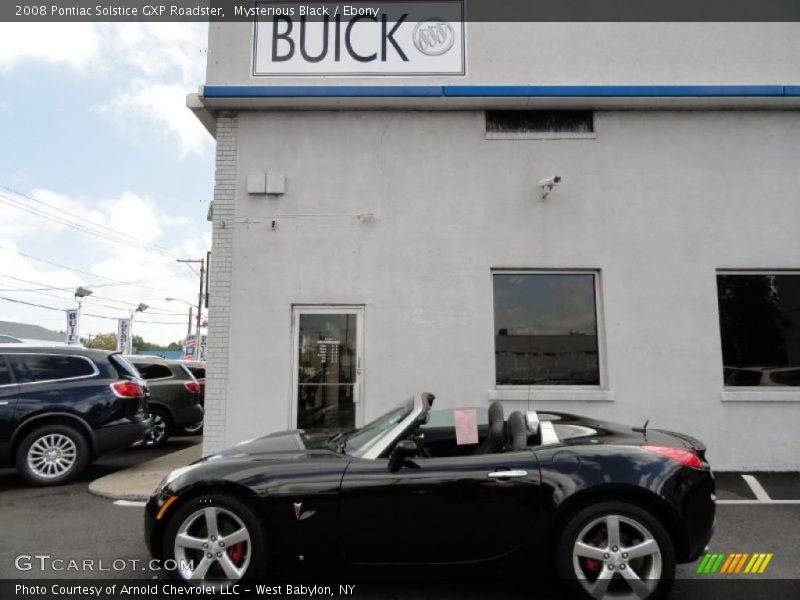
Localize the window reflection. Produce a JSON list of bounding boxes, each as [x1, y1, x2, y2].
[[493, 273, 600, 386], [717, 274, 800, 387], [297, 313, 357, 432]]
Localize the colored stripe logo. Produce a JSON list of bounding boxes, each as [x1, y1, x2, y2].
[[696, 552, 773, 574]]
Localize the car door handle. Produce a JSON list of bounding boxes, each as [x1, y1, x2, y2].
[[487, 470, 528, 479]]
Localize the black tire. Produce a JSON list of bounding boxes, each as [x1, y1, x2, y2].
[[144, 407, 172, 448], [15, 424, 90, 486], [163, 492, 268, 582], [555, 500, 675, 600], [180, 422, 204, 436]]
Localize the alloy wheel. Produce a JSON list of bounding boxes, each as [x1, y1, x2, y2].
[[572, 514, 662, 599], [27, 433, 77, 479], [145, 412, 166, 446], [173, 506, 252, 580]]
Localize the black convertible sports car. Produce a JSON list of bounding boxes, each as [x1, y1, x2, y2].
[[145, 393, 715, 599]]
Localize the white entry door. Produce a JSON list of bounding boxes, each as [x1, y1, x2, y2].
[[291, 306, 363, 432]]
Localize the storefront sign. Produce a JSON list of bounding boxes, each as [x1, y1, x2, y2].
[[253, 1, 465, 76], [65, 309, 79, 345]]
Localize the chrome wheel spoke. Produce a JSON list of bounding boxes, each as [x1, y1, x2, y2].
[[588, 568, 613, 599], [575, 541, 608, 561], [605, 515, 621, 548], [220, 528, 248, 546], [218, 553, 243, 579], [620, 566, 654, 598], [625, 538, 659, 560], [189, 556, 213, 580], [204, 508, 220, 538], [176, 533, 207, 550]]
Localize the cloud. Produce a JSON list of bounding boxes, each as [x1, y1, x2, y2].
[[0, 23, 102, 72], [100, 81, 211, 157], [0, 188, 209, 345], [0, 22, 211, 156]]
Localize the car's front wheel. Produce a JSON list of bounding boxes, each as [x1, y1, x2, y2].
[[15, 424, 90, 486], [163, 493, 267, 581], [555, 500, 675, 600]]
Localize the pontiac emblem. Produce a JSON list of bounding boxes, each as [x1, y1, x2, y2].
[[293, 502, 316, 521]]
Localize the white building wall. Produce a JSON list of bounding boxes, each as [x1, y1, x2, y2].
[[203, 108, 800, 470]]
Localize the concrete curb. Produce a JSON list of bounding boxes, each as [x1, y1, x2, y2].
[[88, 444, 202, 501]]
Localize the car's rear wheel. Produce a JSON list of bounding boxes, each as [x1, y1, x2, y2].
[[181, 421, 204, 436], [15, 424, 90, 486], [555, 500, 675, 600], [144, 407, 171, 447], [163, 493, 267, 581]]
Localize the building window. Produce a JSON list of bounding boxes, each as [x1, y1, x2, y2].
[[485, 110, 595, 140], [717, 272, 800, 387], [493, 272, 601, 386]]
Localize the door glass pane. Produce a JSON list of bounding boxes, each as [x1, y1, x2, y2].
[[297, 384, 355, 432], [296, 313, 357, 432]]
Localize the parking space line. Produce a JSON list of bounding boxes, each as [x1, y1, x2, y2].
[[717, 499, 800, 505], [113, 500, 146, 507], [742, 474, 772, 501]]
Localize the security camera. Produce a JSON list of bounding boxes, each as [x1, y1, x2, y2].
[[539, 175, 562, 200]]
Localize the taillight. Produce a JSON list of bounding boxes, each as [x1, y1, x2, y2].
[[185, 381, 200, 393], [111, 381, 144, 398], [642, 445, 702, 469]]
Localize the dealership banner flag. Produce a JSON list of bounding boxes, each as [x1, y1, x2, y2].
[[117, 319, 131, 353], [65, 309, 79, 345]]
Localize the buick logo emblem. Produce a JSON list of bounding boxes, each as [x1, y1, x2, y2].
[[412, 19, 455, 56]]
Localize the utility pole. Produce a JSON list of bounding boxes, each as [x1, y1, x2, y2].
[[177, 258, 206, 360], [187, 306, 193, 338]]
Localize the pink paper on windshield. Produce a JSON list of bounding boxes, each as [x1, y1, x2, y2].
[[454, 408, 479, 445]]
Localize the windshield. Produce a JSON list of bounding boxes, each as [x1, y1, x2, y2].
[[341, 398, 415, 458]]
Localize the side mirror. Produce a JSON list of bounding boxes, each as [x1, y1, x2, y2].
[[388, 439, 417, 473]]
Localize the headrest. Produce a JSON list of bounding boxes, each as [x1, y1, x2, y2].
[[526, 411, 540, 434], [507, 411, 528, 451], [488, 401, 504, 424]]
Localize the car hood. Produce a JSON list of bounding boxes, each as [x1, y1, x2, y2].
[[196, 428, 342, 463]]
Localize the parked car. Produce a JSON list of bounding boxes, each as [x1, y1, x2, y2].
[[126, 356, 203, 447], [180, 360, 205, 435], [146, 393, 715, 599], [0, 346, 151, 485], [0, 334, 23, 343]]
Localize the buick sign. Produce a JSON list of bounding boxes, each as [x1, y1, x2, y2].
[[253, 1, 465, 76], [413, 19, 455, 56]]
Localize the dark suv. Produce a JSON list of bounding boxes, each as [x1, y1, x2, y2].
[[126, 356, 204, 447], [0, 346, 152, 486]]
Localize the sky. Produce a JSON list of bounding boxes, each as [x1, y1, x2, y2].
[[0, 22, 214, 345]]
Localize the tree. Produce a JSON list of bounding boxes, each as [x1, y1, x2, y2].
[[87, 332, 117, 350]]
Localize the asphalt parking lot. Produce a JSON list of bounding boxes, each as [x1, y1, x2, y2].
[[1, 442, 798, 597]]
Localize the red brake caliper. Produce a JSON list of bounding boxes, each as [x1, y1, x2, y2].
[[582, 558, 601, 573], [227, 543, 246, 565]]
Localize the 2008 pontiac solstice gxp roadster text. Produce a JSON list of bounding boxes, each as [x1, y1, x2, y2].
[[145, 393, 715, 600]]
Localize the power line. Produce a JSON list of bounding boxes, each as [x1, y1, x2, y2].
[[0, 274, 192, 315], [0, 296, 193, 325], [0, 184, 191, 262], [0, 246, 197, 302]]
